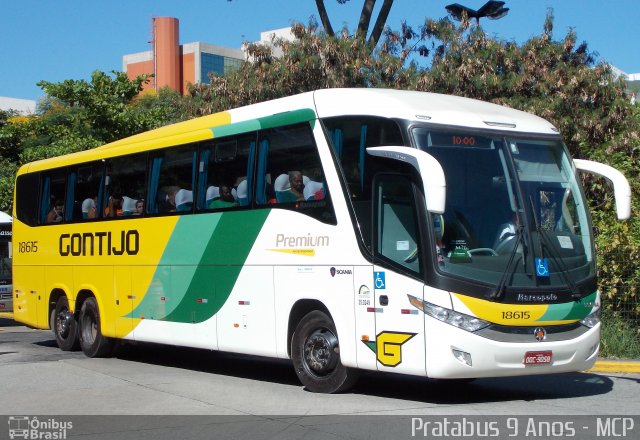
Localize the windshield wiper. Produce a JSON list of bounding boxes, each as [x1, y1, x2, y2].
[[528, 196, 581, 300], [488, 224, 524, 301]]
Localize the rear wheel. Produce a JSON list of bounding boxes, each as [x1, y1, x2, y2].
[[78, 297, 115, 358], [291, 310, 358, 393], [52, 296, 79, 351]]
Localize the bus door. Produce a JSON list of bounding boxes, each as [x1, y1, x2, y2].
[[370, 173, 426, 376]]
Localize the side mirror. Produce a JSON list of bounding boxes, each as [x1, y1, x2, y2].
[[574, 159, 631, 220], [367, 146, 446, 214]]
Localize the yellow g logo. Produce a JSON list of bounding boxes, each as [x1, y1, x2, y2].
[[362, 331, 416, 367]]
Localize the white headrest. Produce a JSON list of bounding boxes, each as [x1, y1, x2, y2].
[[81, 198, 96, 213], [236, 180, 247, 198], [206, 186, 220, 201], [175, 189, 193, 206], [303, 181, 324, 200], [121, 196, 137, 212], [274, 174, 290, 192]]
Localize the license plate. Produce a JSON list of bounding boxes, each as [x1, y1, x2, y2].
[[524, 351, 552, 365]]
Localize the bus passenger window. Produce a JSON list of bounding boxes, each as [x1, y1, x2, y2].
[[71, 162, 104, 221], [39, 171, 67, 224], [148, 147, 196, 215], [104, 153, 147, 218], [197, 135, 254, 211], [257, 123, 335, 224]]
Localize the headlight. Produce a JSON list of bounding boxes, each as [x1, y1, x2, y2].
[[408, 295, 490, 332], [580, 305, 601, 328]]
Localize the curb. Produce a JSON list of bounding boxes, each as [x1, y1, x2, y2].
[[589, 361, 640, 374]]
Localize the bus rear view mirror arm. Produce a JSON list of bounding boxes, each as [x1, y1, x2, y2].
[[367, 146, 446, 214], [574, 158, 631, 220]]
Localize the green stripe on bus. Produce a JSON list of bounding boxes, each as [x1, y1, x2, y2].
[[257, 109, 316, 129], [161, 209, 270, 323], [210, 109, 316, 139], [537, 291, 597, 322], [211, 120, 261, 138], [129, 214, 222, 320]]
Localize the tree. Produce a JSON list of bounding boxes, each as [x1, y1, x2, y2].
[[37, 70, 152, 143], [315, 0, 394, 47], [227, 0, 397, 50], [0, 71, 177, 212]]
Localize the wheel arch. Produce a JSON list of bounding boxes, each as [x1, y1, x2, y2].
[[75, 289, 97, 317], [48, 289, 67, 328], [287, 299, 332, 357]]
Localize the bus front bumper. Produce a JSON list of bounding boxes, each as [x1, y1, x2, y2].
[[424, 317, 600, 379]]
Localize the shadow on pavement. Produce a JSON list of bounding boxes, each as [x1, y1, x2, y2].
[[112, 341, 615, 404], [0, 316, 22, 327]]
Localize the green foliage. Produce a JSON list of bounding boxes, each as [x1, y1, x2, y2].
[[600, 310, 640, 359], [0, 71, 180, 212], [37, 70, 152, 143]]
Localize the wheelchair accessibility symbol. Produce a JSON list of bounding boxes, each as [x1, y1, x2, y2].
[[374, 271, 386, 289], [536, 258, 550, 277]]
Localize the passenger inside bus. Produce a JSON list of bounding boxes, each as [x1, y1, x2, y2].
[[105, 196, 123, 217], [46, 200, 64, 223], [274, 171, 307, 202], [207, 185, 237, 209], [81, 197, 98, 219], [157, 186, 179, 212], [134, 199, 144, 215]]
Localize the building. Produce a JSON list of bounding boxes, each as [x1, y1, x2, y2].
[[0, 97, 36, 115], [123, 17, 245, 95], [247, 27, 296, 59]]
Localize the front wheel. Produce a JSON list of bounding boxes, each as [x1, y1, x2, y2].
[[52, 296, 79, 351], [78, 297, 115, 358], [291, 310, 358, 393]]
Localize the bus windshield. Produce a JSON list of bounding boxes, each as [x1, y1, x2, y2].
[[413, 127, 594, 291]]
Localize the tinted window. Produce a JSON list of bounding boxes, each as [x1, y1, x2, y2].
[[104, 153, 147, 218], [15, 173, 39, 226], [197, 135, 255, 211], [147, 146, 197, 215], [68, 162, 104, 221], [39, 170, 66, 224], [258, 123, 335, 224]]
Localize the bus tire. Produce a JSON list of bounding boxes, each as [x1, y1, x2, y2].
[[78, 297, 114, 358], [52, 296, 79, 351], [291, 310, 358, 393]]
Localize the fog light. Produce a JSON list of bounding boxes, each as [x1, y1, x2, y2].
[[452, 348, 472, 367]]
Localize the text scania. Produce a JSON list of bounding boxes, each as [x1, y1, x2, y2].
[[59, 230, 139, 256]]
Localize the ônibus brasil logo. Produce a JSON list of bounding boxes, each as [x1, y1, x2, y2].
[[8, 416, 73, 439]]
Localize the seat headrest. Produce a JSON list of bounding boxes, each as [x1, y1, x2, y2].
[[303, 181, 324, 201], [121, 196, 137, 213], [274, 174, 290, 192], [206, 186, 220, 201], [175, 189, 193, 206], [81, 198, 96, 213]]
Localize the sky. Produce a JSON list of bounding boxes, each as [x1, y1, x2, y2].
[[1, 0, 638, 102]]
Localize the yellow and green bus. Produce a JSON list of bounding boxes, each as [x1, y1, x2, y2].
[[13, 89, 630, 393]]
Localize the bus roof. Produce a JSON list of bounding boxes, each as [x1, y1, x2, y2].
[[313, 88, 558, 135], [18, 88, 559, 174]]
